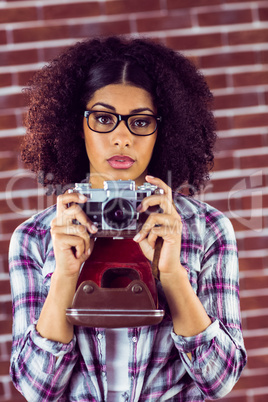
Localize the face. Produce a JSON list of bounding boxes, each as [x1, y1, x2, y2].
[[83, 84, 157, 188]]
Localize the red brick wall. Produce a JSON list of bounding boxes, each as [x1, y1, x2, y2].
[[0, 1, 267, 401]]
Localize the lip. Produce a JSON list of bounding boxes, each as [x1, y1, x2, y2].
[[107, 155, 135, 169]]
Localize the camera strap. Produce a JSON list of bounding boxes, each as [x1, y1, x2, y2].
[[151, 237, 163, 280]]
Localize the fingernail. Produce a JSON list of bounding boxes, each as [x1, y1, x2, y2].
[[137, 203, 142, 212], [146, 175, 155, 180], [79, 194, 87, 202], [91, 224, 98, 233], [87, 248, 91, 255], [133, 233, 141, 242]]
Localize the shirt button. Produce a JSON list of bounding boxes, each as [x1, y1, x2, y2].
[[97, 333, 103, 340], [102, 371, 106, 377], [132, 337, 137, 343]]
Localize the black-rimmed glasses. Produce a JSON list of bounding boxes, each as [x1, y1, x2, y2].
[[84, 110, 161, 136]]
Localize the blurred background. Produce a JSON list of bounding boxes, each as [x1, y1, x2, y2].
[[0, 0, 267, 401]]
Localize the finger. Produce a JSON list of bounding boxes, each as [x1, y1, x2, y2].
[[138, 194, 175, 215], [145, 175, 172, 199], [51, 224, 91, 256], [60, 203, 98, 234], [134, 213, 182, 242], [51, 232, 88, 259], [56, 192, 87, 216]]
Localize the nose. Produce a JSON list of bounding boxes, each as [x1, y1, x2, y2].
[[110, 120, 133, 148]]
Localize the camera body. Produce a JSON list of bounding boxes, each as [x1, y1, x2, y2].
[[69, 180, 163, 237]]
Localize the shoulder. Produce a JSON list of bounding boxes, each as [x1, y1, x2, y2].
[[174, 193, 236, 243], [9, 205, 56, 251]]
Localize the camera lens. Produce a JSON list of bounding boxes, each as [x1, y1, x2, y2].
[[103, 198, 135, 229]]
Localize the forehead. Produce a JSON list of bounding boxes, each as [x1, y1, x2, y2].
[[87, 84, 155, 110]]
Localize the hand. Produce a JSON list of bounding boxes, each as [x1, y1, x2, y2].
[[50, 191, 98, 279], [133, 176, 183, 275]]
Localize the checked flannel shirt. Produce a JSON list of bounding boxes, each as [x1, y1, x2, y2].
[[9, 194, 247, 401]]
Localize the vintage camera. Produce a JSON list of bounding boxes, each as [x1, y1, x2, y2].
[[69, 180, 163, 237]]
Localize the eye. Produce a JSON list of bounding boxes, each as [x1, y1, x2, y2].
[[94, 113, 116, 125], [131, 116, 152, 128]]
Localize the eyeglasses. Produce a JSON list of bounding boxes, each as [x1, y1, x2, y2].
[[84, 110, 161, 136]]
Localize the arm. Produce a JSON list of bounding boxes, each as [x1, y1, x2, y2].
[[9, 218, 78, 400], [134, 176, 247, 399], [9, 192, 97, 401]]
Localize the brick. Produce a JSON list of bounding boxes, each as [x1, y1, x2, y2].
[[0, 197, 25, 215], [228, 29, 268, 46], [2, 218, 27, 235], [137, 12, 192, 33], [105, 0, 161, 14], [0, 136, 21, 152], [0, 279, 11, 295], [259, 6, 268, 22], [43, 2, 100, 19], [0, 93, 27, 110], [0, 175, 38, 192], [198, 9, 252, 27], [213, 155, 235, 171], [241, 276, 268, 292], [241, 193, 268, 210], [217, 134, 263, 151], [240, 294, 268, 311], [200, 50, 257, 69], [230, 215, 266, 233], [221, 395, 246, 402], [254, 394, 268, 402], [0, 73, 12, 88], [244, 334, 268, 350], [0, 48, 38, 67], [0, 319, 12, 334], [0, 360, 10, 376], [42, 45, 68, 62], [167, 0, 222, 9], [0, 154, 19, 171], [260, 49, 268, 63], [0, 381, 4, 398], [166, 32, 222, 51], [243, 236, 268, 251], [215, 116, 232, 131], [214, 92, 259, 110], [240, 154, 268, 169], [0, 300, 12, 316], [69, 20, 131, 37], [0, 30, 7, 45], [233, 113, 268, 129], [13, 24, 70, 43], [13, 20, 131, 43], [234, 372, 268, 390], [0, 253, 9, 274], [0, 6, 37, 23], [0, 113, 18, 130], [239, 256, 267, 271], [233, 71, 268, 87], [17, 70, 37, 87], [205, 73, 228, 90]]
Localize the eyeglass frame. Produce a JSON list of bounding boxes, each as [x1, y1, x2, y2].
[[84, 110, 162, 136]]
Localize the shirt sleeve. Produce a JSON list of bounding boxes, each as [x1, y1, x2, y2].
[[9, 219, 79, 401], [172, 210, 247, 400]]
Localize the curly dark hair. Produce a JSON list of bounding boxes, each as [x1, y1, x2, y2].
[[21, 36, 216, 195]]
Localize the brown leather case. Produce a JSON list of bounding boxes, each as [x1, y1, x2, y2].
[[66, 238, 165, 328]]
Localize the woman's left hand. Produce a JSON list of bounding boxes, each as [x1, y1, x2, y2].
[[133, 175, 182, 275]]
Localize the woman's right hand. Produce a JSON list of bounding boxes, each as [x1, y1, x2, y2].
[[50, 191, 98, 279]]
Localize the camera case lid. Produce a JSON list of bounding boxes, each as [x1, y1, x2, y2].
[[66, 238, 165, 328]]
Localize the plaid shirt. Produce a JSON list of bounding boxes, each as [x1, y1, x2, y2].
[[9, 194, 247, 401]]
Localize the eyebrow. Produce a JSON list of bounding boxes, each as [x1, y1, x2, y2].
[[90, 102, 155, 114]]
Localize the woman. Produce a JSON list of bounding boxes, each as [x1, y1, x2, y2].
[[9, 36, 247, 401]]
